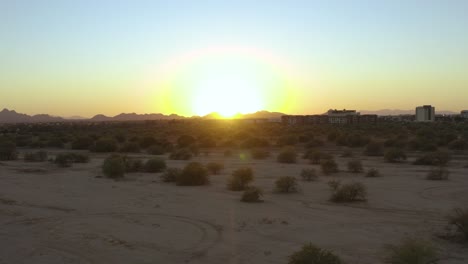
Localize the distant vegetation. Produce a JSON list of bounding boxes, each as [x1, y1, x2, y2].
[[288, 243, 343, 264], [385, 237, 438, 264]]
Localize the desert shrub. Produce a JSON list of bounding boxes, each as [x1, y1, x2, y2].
[[288, 243, 343, 264], [366, 168, 381, 177], [54, 153, 90, 167], [277, 147, 297, 164], [139, 136, 157, 148], [124, 157, 144, 172], [71, 136, 94, 150], [426, 166, 449, 180], [305, 138, 325, 148], [329, 181, 367, 202], [24, 151, 48, 162], [448, 208, 468, 241], [301, 168, 318, 181], [275, 176, 298, 193], [46, 137, 64, 148], [304, 150, 332, 164], [384, 148, 407, 163], [251, 149, 270, 159], [206, 162, 224, 175], [144, 158, 166, 173], [177, 135, 196, 148], [341, 148, 353, 157], [321, 159, 339, 175], [224, 149, 233, 157], [364, 141, 384, 156], [92, 138, 118, 152], [227, 167, 254, 191], [161, 168, 181, 182], [119, 142, 141, 153], [347, 159, 363, 173], [385, 237, 438, 264], [69, 153, 90, 163], [241, 186, 263, 203], [413, 152, 451, 166], [241, 137, 269, 149], [0, 141, 17, 161], [147, 145, 165, 155], [169, 148, 192, 160], [102, 155, 126, 179], [176, 162, 209, 186], [448, 139, 467, 150], [277, 135, 298, 147]]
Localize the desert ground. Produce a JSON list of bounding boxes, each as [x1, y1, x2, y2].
[[1, 147, 467, 264]]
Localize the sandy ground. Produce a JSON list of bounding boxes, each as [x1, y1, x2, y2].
[[1, 148, 467, 264]]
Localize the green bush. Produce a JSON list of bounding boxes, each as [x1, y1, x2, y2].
[[329, 181, 367, 202], [448, 208, 468, 241], [102, 155, 126, 179], [241, 186, 263, 203], [227, 167, 254, 191], [366, 168, 381, 177], [92, 138, 118, 152], [301, 168, 318, 181], [206, 162, 224, 175], [384, 148, 407, 163], [169, 148, 192, 160], [364, 141, 384, 156], [277, 147, 297, 164], [144, 158, 167, 173], [413, 152, 451, 166], [176, 162, 209, 186], [0, 141, 17, 161], [275, 176, 298, 193], [288, 243, 343, 264], [347, 159, 363, 173], [251, 149, 270, 159], [124, 157, 144, 172], [161, 168, 181, 182], [321, 159, 338, 175], [385, 237, 438, 264], [24, 151, 48, 162], [426, 166, 449, 181]]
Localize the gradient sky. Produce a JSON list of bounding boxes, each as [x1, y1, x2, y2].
[[1, 0, 467, 117]]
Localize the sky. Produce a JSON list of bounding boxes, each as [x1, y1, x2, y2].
[[1, 0, 467, 117]]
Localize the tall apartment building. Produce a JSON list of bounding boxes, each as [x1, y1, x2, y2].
[[415, 105, 435, 122]]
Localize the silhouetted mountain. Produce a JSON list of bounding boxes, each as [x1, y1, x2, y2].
[[0, 108, 64, 123], [90, 112, 185, 122]]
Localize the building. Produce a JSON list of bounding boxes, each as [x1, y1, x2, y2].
[[281, 109, 377, 125], [415, 105, 435, 122], [461, 110, 468, 119]]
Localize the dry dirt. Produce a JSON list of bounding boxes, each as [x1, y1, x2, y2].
[[1, 148, 467, 264]]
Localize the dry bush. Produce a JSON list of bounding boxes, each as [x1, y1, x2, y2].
[[54, 153, 90, 167], [24, 151, 48, 162], [384, 148, 407, 163], [426, 166, 449, 181], [321, 159, 339, 175], [176, 162, 209, 186], [364, 141, 384, 156], [161, 168, 181, 182], [304, 150, 332, 164], [92, 138, 118, 152], [366, 168, 381, 177], [147, 145, 166, 155], [413, 152, 451, 166], [206, 162, 224, 175], [275, 176, 298, 193], [144, 158, 166, 173], [288, 243, 343, 264], [277, 147, 297, 164], [301, 168, 318, 181], [0, 141, 17, 161], [119, 142, 141, 153], [448, 208, 468, 241], [123, 157, 143, 172], [251, 149, 270, 160], [227, 167, 254, 191], [347, 159, 363, 173], [102, 155, 126, 179], [241, 186, 263, 203], [169, 148, 192, 160], [385, 237, 438, 264], [328, 181, 367, 202]]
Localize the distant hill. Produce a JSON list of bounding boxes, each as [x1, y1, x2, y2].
[[0, 108, 64, 123], [202, 111, 285, 120], [90, 112, 185, 122], [359, 109, 458, 116]]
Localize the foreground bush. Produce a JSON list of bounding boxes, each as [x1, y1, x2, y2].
[[366, 168, 381, 177], [448, 208, 468, 241], [413, 152, 451, 166], [277, 147, 297, 164], [0, 141, 17, 161], [241, 186, 263, 203], [275, 176, 298, 193], [347, 159, 363, 173], [426, 166, 449, 181], [385, 237, 438, 264], [206, 162, 224, 175], [227, 167, 254, 191], [176, 162, 209, 186], [102, 155, 126, 179], [161, 168, 181, 182], [328, 181, 367, 202], [321, 159, 339, 175], [384, 148, 407, 163], [288, 243, 343, 264], [144, 158, 166, 173], [24, 151, 48, 162], [301, 168, 318, 181]]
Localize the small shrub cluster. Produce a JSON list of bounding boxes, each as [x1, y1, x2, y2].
[[413, 152, 451, 166], [227, 167, 254, 191], [366, 168, 381, 177], [347, 159, 363, 173], [241, 186, 263, 203], [301, 168, 318, 181], [206, 162, 224, 175], [426, 166, 449, 181], [0, 141, 17, 161], [144, 158, 167, 173], [102, 155, 126, 179], [92, 138, 118, 152], [161, 168, 182, 182], [328, 180, 367, 202], [176, 162, 209, 186], [169, 149, 192, 160], [275, 176, 298, 193], [124, 157, 144, 172], [277, 147, 297, 164], [385, 237, 438, 264], [384, 148, 407, 163], [304, 150, 332, 164], [24, 151, 48, 162], [448, 208, 468, 241], [251, 149, 270, 160], [147, 145, 166, 155], [321, 159, 339, 175], [364, 141, 384, 156], [288, 243, 343, 264], [119, 142, 141, 153], [55, 153, 90, 167]]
